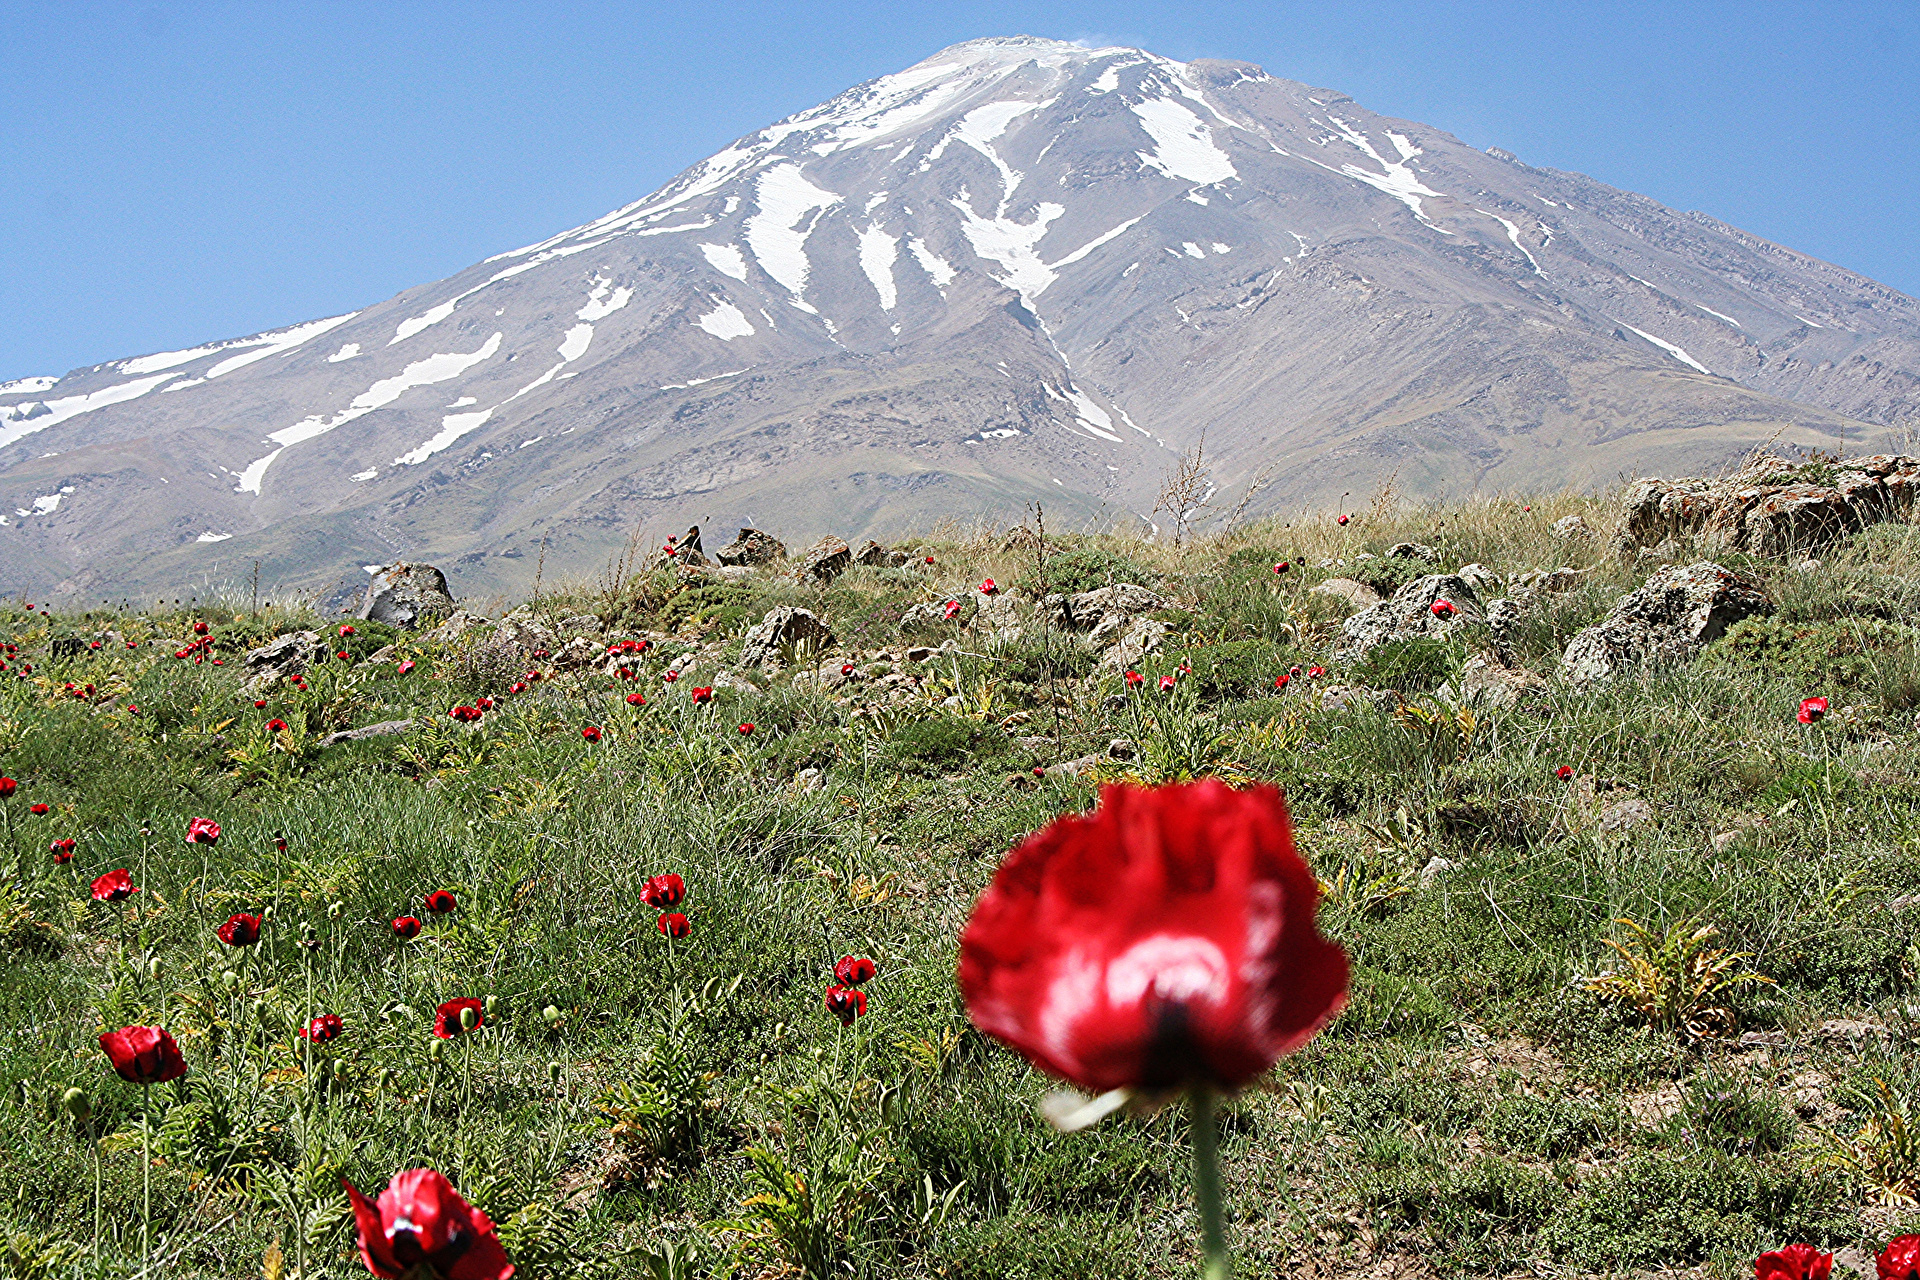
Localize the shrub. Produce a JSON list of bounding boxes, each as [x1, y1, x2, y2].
[[1018, 545, 1154, 597]]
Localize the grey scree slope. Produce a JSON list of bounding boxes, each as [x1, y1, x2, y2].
[[3, 36, 1917, 601]]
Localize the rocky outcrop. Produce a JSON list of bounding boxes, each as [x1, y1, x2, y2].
[[1311, 578, 1384, 611], [715, 528, 787, 567], [741, 606, 836, 668], [1617, 454, 1920, 559], [359, 563, 456, 629], [1457, 656, 1549, 710], [1333, 574, 1485, 662], [318, 719, 415, 748], [1561, 561, 1771, 686], [798, 536, 853, 584], [244, 630, 325, 682], [852, 540, 910, 568], [1044, 583, 1167, 632]]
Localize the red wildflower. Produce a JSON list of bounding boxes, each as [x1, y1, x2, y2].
[[959, 781, 1349, 1094], [1798, 696, 1828, 724], [340, 625, 355, 637], [99, 1025, 187, 1085], [1430, 599, 1456, 618], [626, 692, 646, 707], [1337, 514, 1350, 526], [476, 698, 494, 711], [943, 600, 962, 620], [662, 670, 678, 683], [127, 704, 139, 715], [690, 686, 713, 704], [1124, 670, 1144, 688], [1307, 666, 1325, 679], [1555, 765, 1574, 780], [0, 778, 14, 798], [344, 1168, 513, 1280], [398, 659, 415, 675], [526, 669, 543, 682], [275, 835, 288, 852], [824, 986, 867, 1024], [1033, 765, 1046, 777], [738, 722, 755, 736], [924, 555, 935, 564], [91, 869, 138, 902], [433, 998, 485, 1039], [643, 873, 686, 909], [186, 816, 221, 846], [980, 578, 998, 595], [336, 650, 350, 661], [656, 912, 691, 938], [217, 913, 263, 946], [1754, 1244, 1833, 1280], [1158, 674, 1176, 691], [193, 621, 210, 636], [835, 956, 878, 985], [29, 803, 48, 815], [581, 725, 603, 743], [299, 1014, 344, 1042], [51, 839, 74, 862], [1878, 1235, 1920, 1280], [267, 718, 288, 733], [841, 663, 856, 676], [391, 916, 422, 940], [89, 640, 101, 650], [255, 699, 268, 709], [424, 889, 457, 915]]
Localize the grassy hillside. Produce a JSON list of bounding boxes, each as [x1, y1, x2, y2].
[[2, 490, 1919, 1279]]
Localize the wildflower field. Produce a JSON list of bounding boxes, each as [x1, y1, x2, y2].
[[4, 489, 1920, 1279]]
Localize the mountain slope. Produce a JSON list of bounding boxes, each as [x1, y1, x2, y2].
[[3, 35, 1916, 601]]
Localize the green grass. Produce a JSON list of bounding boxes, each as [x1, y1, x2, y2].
[[2, 494, 1919, 1277]]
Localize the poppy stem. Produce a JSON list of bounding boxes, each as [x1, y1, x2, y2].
[[1189, 1087, 1230, 1280], [141, 1081, 152, 1278]]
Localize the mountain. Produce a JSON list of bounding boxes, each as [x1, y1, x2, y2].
[[4, 35, 1918, 604]]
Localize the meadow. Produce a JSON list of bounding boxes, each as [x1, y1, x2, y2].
[[3, 487, 1919, 1279]]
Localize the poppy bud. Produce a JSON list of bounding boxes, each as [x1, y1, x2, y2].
[[61, 1087, 90, 1124], [542, 1005, 562, 1025], [841, 663, 856, 676], [459, 1006, 478, 1032]]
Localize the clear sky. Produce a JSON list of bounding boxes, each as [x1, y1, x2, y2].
[[2, 0, 1914, 382]]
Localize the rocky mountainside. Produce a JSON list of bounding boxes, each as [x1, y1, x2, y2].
[[4, 35, 1917, 603]]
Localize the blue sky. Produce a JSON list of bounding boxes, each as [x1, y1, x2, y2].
[[1, 0, 1914, 381]]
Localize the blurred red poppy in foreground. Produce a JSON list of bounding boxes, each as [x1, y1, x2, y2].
[[99, 1025, 187, 1084], [835, 956, 877, 985], [824, 986, 867, 1024], [424, 890, 457, 915], [959, 780, 1347, 1094], [392, 916, 423, 940], [433, 999, 485, 1039], [656, 912, 691, 938], [0, 778, 14, 798], [300, 1014, 345, 1042], [344, 1168, 513, 1280], [217, 913, 263, 946], [643, 873, 685, 908], [186, 816, 221, 846], [50, 839, 75, 863], [1798, 696, 1828, 724], [1754, 1243, 1832, 1280], [91, 869, 138, 902], [1880, 1235, 1920, 1280]]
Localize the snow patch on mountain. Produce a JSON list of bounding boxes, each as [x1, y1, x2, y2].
[[699, 243, 750, 282], [0, 377, 56, 397], [577, 277, 634, 321], [1621, 325, 1712, 374], [0, 372, 183, 451], [1133, 98, 1236, 185], [746, 164, 841, 311], [697, 301, 756, 341], [856, 225, 901, 310]]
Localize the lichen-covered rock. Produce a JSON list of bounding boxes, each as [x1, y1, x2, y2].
[[851, 539, 909, 568], [741, 606, 836, 668], [1387, 542, 1438, 561], [1333, 574, 1485, 662], [1616, 454, 1920, 559], [1560, 561, 1771, 686], [1044, 583, 1167, 632], [1458, 655, 1548, 710], [1311, 578, 1384, 611], [1097, 617, 1170, 670], [245, 631, 325, 679], [798, 536, 853, 584], [715, 528, 787, 567], [358, 563, 456, 629]]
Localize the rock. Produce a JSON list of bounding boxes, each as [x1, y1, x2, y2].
[[1419, 856, 1457, 886], [900, 598, 968, 632], [1333, 574, 1485, 662], [793, 767, 824, 793], [1598, 797, 1655, 833], [1616, 454, 1920, 559], [553, 635, 603, 670], [1045, 754, 1105, 779], [1108, 738, 1137, 759], [1098, 617, 1170, 670], [1000, 526, 1044, 551], [1311, 578, 1385, 611], [1551, 515, 1592, 542], [497, 610, 558, 657], [851, 539, 909, 568], [1456, 564, 1501, 596], [712, 669, 760, 694], [556, 614, 603, 636], [1046, 583, 1167, 632], [317, 719, 415, 748], [1560, 561, 1771, 686], [798, 536, 853, 584], [1320, 684, 1400, 713], [904, 646, 938, 664], [715, 528, 787, 567], [973, 587, 1022, 633], [245, 631, 324, 679], [1387, 542, 1438, 561], [740, 606, 836, 668], [421, 610, 486, 645], [358, 563, 456, 629], [1458, 656, 1548, 710], [1512, 566, 1588, 593]]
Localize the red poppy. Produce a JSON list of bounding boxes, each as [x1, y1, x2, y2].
[[476, 697, 494, 711], [662, 670, 678, 684], [643, 873, 686, 909], [1523, 505, 1532, 512], [1158, 674, 1176, 691], [217, 913, 263, 946], [340, 625, 355, 637], [398, 659, 415, 675], [0, 778, 14, 798], [336, 650, 350, 661], [1336, 514, 1350, 526], [1307, 666, 1325, 679], [193, 621, 210, 636], [89, 640, 101, 650], [1754, 1244, 1833, 1280], [254, 699, 268, 709], [508, 681, 526, 694], [1125, 670, 1143, 687], [1274, 561, 1290, 574], [959, 781, 1348, 1094], [99, 1025, 187, 1085], [626, 692, 646, 707], [738, 722, 755, 736], [275, 836, 288, 852], [1274, 674, 1289, 690], [1879, 1235, 1920, 1280], [841, 663, 856, 676], [29, 803, 48, 815], [450, 705, 480, 723], [424, 889, 457, 914], [91, 869, 138, 902], [824, 986, 867, 1024], [1033, 765, 1046, 777], [835, 956, 877, 985], [50, 839, 75, 863], [299, 1014, 344, 1042], [186, 816, 221, 846], [656, 912, 691, 938], [980, 578, 998, 595], [690, 686, 713, 704], [924, 555, 935, 565], [344, 1167, 513, 1280], [581, 726, 603, 743], [943, 600, 962, 620], [1555, 765, 1574, 780], [526, 669, 543, 682], [127, 704, 139, 715], [267, 718, 288, 733], [1430, 599, 1455, 618], [433, 998, 485, 1039], [1798, 696, 1828, 724], [391, 916, 423, 940]]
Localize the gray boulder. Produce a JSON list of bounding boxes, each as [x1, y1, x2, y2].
[[1387, 542, 1438, 561], [715, 528, 787, 567], [1045, 583, 1167, 632], [741, 606, 836, 668], [1333, 574, 1484, 662], [1311, 578, 1384, 611], [318, 719, 415, 748], [852, 539, 910, 568], [359, 563, 455, 629], [1560, 561, 1771, 686], [245, 631, 325, 679], [798, 536, 853, 584]]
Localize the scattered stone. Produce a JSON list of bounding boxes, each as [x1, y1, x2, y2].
[[1560, 561, 1771, 686], [359, 563, 456, 629], [714, 527, 786, 567], [497, 610, 559, 657], [244, 631, 325, 681], [1456, 564, 1501, 596], [1598, 796, 1656, 833], [1311, 578, 1384, 611], [712, 669, 760, 694], [317, 719, 415, 748], [904, 646, 937, 664], [1551, 515, 1592, 542], [421, 610, 485, 645], [1045, 583, 1167, 633], [1419, 856, 1457, 886], [1333, 574, 1485, 662], [1457, 656, 1548, 710], [852, 539, 910, 568], [1512, 567, 1588, 593], [1045, 754, 1105, 779], [798, 536, 853, 584], [1098, 617, 1170, 671], [740, 606, 836, 669], [1107, 738, 1137, 760], [793, 768, 824, 793], [1388, 542, 1438, 561]]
